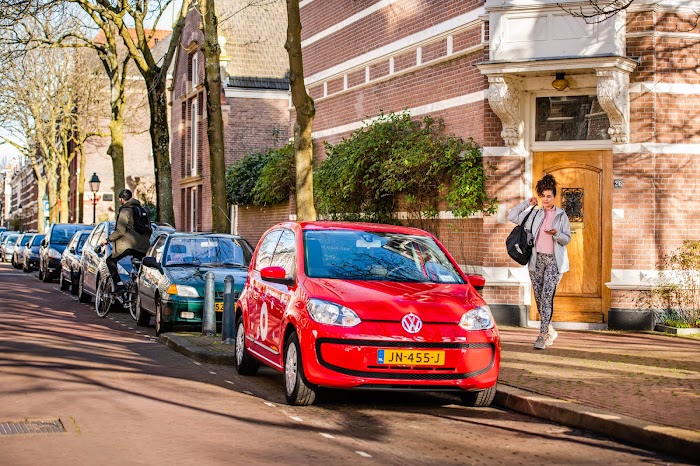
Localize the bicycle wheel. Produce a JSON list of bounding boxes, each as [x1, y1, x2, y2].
[[95, 275, 114, 318]]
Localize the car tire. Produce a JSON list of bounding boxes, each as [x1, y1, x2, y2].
[[70, 271, 80, 295], [22, 262, 30, 273], [41, 262, 51, 282], [60, 272, 70, 290], [78, 272, 92, 303], [155, 297, 172, 336], [233, 317, 259, 375], [135, 293, 150, 327], [283, 331, 316, 406], [459, 384, 497, 408]]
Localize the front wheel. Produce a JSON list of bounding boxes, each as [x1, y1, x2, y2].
[[95, 275, 113, 318], [60, 272, 70, 290], [135, 293, 150, 327], [284, 331, 316, 406], [460, 384, 497, 408], [154, 298, 172, 336], [233, 317, 259, 375]]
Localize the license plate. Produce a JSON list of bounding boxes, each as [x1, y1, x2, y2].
[[215, 302, 223, 312], [377, 349, 445, 366]]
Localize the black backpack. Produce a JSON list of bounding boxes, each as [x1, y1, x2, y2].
[[131, 204, 152, 235], [506, 206, 535, 266]]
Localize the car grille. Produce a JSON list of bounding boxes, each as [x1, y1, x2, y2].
[[214, 291, 240, 300], [315, 338, 496, 381]]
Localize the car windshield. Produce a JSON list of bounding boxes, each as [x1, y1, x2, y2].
[[30, 235, 45, 246], [164, 236, 253, 267], [303, 230, 465, 283], [18, 235, 32, 246], [6, 235, 19, 245], [52, 225, 91, 244]]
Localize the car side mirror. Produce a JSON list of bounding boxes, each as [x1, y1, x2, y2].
[[141, 256, 161, 271], [70, 247, 76, 254], [40, 239, 46, 247], [260, 266, 295, 287], [467, 275, 486, 292], [95, 245, 103, 255]]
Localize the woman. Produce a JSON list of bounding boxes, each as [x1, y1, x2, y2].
[[508, 174, 571, 350]]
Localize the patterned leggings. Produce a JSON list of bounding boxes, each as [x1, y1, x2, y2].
[[529, 253, 560, 334]]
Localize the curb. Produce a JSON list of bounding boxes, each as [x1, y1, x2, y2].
[[159, 333, 235, 365], [495, 385, 700, 462]]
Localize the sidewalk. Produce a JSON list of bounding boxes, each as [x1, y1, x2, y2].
[[160, 326, 700, 462]]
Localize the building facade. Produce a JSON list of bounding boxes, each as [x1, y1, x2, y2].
[[170, 0, 290, 238], [299, 0, 700, 328]]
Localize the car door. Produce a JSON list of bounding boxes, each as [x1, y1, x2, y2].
[[82, 223, 105, 293], [266, 229, 296, 359], [247, 229, 283, 358], [140, 235, 167, 311]]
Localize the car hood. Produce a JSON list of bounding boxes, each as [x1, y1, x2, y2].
[[166, 266, 249, 291], [302, 278, 486, 323], [51, 244, 68, 253]]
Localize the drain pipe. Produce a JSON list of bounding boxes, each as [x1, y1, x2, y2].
[[202, 271, 216, 336]]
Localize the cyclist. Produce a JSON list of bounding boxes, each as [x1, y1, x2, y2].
[[101, 189, 150, 293]]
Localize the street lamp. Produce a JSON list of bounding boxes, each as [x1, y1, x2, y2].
[[89, 173, 100, 224], [17, 202, 23, 233]]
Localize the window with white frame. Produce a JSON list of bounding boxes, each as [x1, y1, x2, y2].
[[191, 53, 199, 88], [190, 187, 197, 232], [190, 98, 198, 176]]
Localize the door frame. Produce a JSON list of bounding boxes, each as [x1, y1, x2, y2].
[[532, 150, 613, 323]]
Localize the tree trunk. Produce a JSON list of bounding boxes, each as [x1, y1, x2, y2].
[[285, 0, 316, 221], [107, 116, 125, 213], [145, 73, 175, 225], [200, 0, 228, 233], [36, 178, 46, 233], [78, 144, 86, 223], [59, 162, 70, 222]]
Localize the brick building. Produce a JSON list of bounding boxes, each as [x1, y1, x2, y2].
[[299, 0, 700, 329], [170, 0, 290, 237]]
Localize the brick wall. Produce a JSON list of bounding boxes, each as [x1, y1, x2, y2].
[[237, 202, 292, 246]]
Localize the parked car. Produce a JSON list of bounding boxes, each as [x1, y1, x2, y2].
[[234, 221, 499, 406], [1, 233, 19, 262], [136, 232, 253, 335], [39, 223, 94, 282], [11, 234, 32, 269], [22, 233, 45, 272], [59, 230, 93, 295]]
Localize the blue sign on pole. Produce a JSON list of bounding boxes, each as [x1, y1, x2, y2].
[[44, 200, 49, 216]]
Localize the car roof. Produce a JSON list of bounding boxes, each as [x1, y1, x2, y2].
[[282, 221, 433, 236]]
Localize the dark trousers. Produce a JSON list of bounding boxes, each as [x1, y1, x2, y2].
[[106, 249, 145, 288]]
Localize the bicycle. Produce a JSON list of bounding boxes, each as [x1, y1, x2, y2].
[[94, 257, 142, 319]]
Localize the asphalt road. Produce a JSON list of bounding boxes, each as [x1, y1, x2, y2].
[[0, 262, 687, 465]]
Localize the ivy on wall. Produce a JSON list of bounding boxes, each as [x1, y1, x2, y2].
[[225, 112, 498, 225], [315, 112, 497, 223]]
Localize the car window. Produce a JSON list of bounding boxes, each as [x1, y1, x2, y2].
[[6, 235, 19, 245], [76, 233, 88, 253], [254, 230, 283, 271], [30, 235, 45, 247], [151, 236, 167, 262], [49, 225, 92, 244], [18, 235, 31, 246], [88, 224, 104, 248], [303, 230, 464, 283], [270, 229, 296, 276], [164, 236, 252, 267]]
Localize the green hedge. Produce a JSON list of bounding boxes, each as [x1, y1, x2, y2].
[[226, 143, 295, 206]]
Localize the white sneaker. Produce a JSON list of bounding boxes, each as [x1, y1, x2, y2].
[[545, 329, 558, 346]]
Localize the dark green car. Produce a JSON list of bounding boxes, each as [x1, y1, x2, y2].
[[135, 232, 254, 335]]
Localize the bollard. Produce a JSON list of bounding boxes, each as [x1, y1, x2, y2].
[[202, 271, 216, 336], [222, 275, 235, 344]]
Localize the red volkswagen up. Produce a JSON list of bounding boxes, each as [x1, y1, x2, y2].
[[235, 222, 500, 406]]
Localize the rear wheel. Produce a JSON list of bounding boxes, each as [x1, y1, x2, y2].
[[283, 331, 316, 406], [154, 297, 172, 336], [41, 261, 51, 282], [59, 272, 70, 290], [78, 272, 91, 303], [22, 261, 30, 273], [95, 275, 113, 318], [135, 294, 150, 327], [233, 317, 259, 375], [459, 384, 497, 407]]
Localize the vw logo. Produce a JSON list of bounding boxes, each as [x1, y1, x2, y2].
[[401, 313, 423, 334]]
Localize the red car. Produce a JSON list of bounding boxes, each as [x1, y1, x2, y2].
[[234, 221, 500, 406]]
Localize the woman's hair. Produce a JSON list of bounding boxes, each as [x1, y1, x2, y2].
[[536, 174, 557, 197]]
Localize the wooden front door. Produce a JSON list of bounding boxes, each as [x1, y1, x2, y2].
[[532, 151, 612, 323]]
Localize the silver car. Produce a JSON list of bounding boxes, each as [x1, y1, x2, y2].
[[2, 233, 20, 263]]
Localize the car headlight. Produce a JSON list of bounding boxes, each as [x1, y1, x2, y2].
[[307, 298, 361, 327], [49, 248, 62, 259], [459, 305, 495, 331], [167, 284, 199, 298]]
